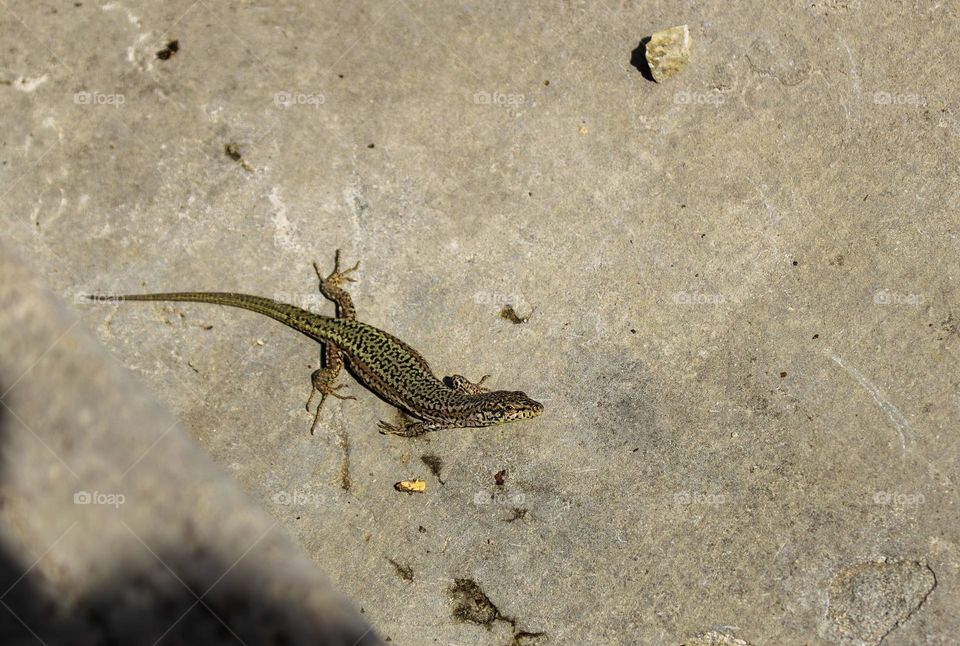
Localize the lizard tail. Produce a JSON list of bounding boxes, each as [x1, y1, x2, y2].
[[84, 292, 330, 339]]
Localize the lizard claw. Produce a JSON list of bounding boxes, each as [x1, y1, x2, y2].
[[316, 249, 360, 287], [306, 380, 356, 434], [328, 383, 357, 401], [377, 420, 403, 435]]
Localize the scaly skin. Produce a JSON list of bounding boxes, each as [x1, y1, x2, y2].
[[87, 252, 543, 437]]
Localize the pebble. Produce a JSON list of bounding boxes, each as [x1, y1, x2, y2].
[[645, 25, 691, 82]]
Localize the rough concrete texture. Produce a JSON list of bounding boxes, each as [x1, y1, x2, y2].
[[0, 245, 383, 644], [1, 1, 958, 645]]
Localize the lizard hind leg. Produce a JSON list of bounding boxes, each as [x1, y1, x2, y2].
[[313, 249, 360, 320], [444, 374, 491, 394], [305, 250, 360, 433], [305, 343, 356, 434]]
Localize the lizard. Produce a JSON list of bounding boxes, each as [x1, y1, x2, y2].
[[86, 250, 543, 437]]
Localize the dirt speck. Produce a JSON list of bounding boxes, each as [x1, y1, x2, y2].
[[224, 142, 253, 171], [505, 507, 527, 523], [157, 40, 179, 60], [450, 578, 499, 626], [387, 558, 414, 582], [511, 630, 547, 645], [500, 305, 531, 324]]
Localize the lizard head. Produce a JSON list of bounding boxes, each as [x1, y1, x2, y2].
[[480, 390, 544, 425]]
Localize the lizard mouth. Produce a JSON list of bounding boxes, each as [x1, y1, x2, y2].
[[511, 398, 544, 420]]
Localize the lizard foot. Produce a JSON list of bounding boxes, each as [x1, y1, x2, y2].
[[377, 420, 429, 437], [313, 249, 360, 320], [306, 372, 356, 434], [444, 374, 491, 394], [314, 249, 360, 290]]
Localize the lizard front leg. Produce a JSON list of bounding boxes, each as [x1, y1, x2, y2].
[[377, 419, 454, 437], [444, 374, 491, 394], [313, 248, 359, 320], [378, 375, 490, 435]]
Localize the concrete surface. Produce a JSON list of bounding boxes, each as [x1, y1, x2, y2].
[[0, 244, 381, 644], [2, 1, 958, 644]]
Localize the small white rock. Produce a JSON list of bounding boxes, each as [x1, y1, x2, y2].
[[645, 25, 690, 82]]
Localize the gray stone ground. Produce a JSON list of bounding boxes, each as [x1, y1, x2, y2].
[[1, 1, 958, 644], [0, 246, 382, 645]]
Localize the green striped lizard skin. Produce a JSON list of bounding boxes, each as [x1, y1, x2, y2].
[[87, 251, 543, 437]]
